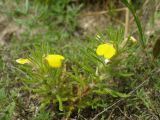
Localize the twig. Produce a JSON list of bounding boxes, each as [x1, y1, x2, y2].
[[124, 3, 130, 39], [92, 99, 121, 120], [80, 8, 127, 17], [156, 1, 160, 11], [91, 79, 149, 120], [107, 107, 115, 120], [120, 0, 130, 48], [116, 106, 131, 120], [78, 114, 88, 120], [104, 14, 125, 26]]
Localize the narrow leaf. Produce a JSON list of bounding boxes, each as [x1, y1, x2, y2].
[[56, 95, 63, 111], [121, 0, 145, 48], [94, 88, 129, 98], [153, 37, 160, 58]]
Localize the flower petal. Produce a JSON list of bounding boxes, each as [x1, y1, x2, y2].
[[16, 58, 30, 64], [104, 45, 116, 59], [45, 54, 65, 68], [96, 44, 111, 56], [96, 43, 116, 59]]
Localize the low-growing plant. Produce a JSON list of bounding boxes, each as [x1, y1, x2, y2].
[[15, 28, 135, 119], [1, 0, 160, 119], [34, 0, 81, 31]]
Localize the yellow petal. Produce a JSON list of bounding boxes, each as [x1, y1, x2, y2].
[[45, 54, 65, 68], [96, 43, 111, 56], [96, 43, 116, 59], [104, 45, 116, 59], [16, 58, 30, 64]]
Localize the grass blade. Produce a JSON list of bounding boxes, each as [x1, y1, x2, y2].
[[121, 0, 145, 48]]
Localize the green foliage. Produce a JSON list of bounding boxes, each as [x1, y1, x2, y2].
[[136, 89, 152, 109], [14, 28, 133, 118], [1, 102, 16, 120], [34, 0, 81, 31], [121, 0, 145, 48], [33, 110, 53, 120], [0, 0, 160, 119], [0, 88, 16, 120]]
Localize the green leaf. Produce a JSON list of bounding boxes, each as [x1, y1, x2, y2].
[[70, 74, 83, 85], [39, 99, 50, 110], [33, 110, 52, 120], [121, 0, 145, 48], [137, 89, 152, 109], [94, 88, 130, 98], [153, 37, 160, 58], [2, 102, 16, 120], [56, 95, 63, 111], [0, 88, 6, 101], [119, 72, 134, 77]]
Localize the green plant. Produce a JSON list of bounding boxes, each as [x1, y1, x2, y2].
[[121, 0, 145, 48], [34, 0, 81, 31], [0, 88, 17, 120], [1, 0, 160, 119], [15, 28, 132, 119]]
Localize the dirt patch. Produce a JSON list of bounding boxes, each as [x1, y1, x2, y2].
[[0, 15, 16, 45]]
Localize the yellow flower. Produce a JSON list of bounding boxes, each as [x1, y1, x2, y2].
[[45, 54, 65, 68], [96, 43, 116, 59], [16, 58, 30, 64]]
